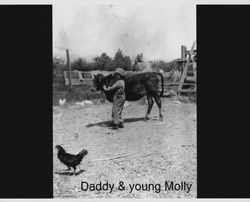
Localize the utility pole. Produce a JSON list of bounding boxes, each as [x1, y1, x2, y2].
[[66, 49, 72, 92]]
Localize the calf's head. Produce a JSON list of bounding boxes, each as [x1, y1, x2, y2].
[[92, 74, 106, 91]]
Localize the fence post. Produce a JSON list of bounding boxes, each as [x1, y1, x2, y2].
[[180, 45, 187, 74], [66, 49, 72, 93]]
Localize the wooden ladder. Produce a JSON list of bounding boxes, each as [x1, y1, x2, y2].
[[177, 57, 196, 93]]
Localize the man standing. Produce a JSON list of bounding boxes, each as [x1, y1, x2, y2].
[[103, 68, 126, 129]]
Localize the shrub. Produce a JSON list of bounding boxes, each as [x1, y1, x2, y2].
[[151, 59, 181, 72]]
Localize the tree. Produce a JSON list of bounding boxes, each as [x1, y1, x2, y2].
[[123, 56, 132, 71], [93, 52, 113, 71], [135, 53, 143, 65], [71, 57, 88, 70], [53, 57, 65, 70], [53, 57, 66, 83], [92, 49, 133, 71], [113, 49, 124, 69], [113, 49, 132, 71]]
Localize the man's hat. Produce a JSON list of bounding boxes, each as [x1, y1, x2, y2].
[[115, 67, 125, 76]]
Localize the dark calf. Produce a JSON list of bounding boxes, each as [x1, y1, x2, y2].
[[93, 72, 164, 121]]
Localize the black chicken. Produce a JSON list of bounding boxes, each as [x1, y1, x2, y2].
[[55, 145, 88, 173]]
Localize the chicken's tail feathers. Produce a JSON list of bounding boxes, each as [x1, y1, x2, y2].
[[78, 149, 88, 156]]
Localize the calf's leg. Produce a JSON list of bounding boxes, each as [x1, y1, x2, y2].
[[145, 94, 154, 120], [154, 96, 163, 121]]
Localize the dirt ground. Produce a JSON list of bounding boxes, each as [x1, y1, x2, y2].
[[53, 97, 196, 198]]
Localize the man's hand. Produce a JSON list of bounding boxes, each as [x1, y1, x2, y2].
[[103, 85, 108, 91]]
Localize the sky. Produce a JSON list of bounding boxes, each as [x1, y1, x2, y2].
[[53, 1, 196, 62]]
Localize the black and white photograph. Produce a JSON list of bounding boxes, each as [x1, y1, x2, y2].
[[1, 0, 250, 200], [53, 1, 197, 198]]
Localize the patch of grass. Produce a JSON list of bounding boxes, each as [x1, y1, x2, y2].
[[53, 84, 106, 106]]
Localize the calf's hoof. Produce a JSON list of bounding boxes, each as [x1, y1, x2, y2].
[[118, 122, 124, 128], [111, 124, 119, 130], [159, 115, 163, 121]]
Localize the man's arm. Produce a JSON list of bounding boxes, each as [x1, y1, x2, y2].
[[103, 80, 125, 91]]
